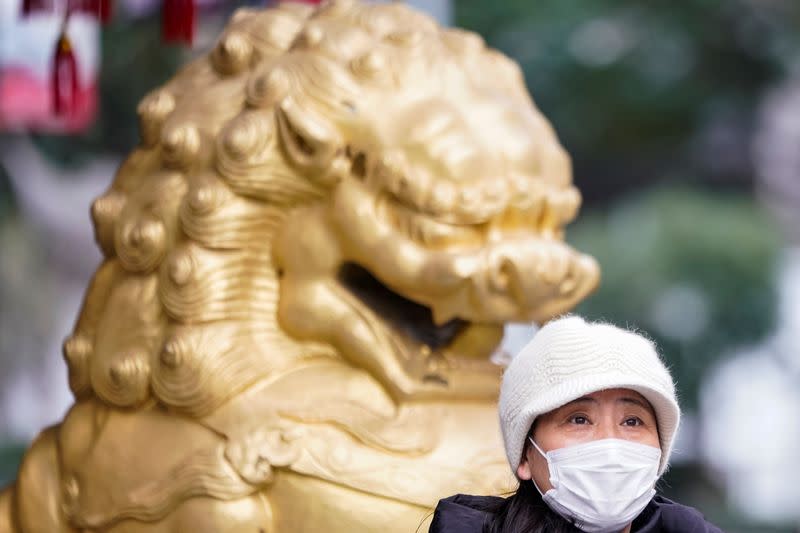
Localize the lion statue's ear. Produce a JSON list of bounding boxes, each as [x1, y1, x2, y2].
[[276, 97, 350, 185]]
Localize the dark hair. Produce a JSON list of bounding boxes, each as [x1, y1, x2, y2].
[[483, 480, 582, 533]]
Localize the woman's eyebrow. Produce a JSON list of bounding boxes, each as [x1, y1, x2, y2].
[[618, 396, 650, 410], [552, 396, 596, 416], [565, 396, 597, 406]]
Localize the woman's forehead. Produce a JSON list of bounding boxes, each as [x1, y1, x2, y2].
[[551, 388, 655, 413]]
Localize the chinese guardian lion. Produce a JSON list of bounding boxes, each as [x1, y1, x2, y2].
[[0, 1, 599, 531]]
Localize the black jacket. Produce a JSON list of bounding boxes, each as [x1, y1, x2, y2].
[[429, 494, 725, 533]]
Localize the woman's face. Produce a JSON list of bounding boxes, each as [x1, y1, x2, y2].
[[516, 387, 660, 490]]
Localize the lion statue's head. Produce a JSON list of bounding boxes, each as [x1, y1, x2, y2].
[[70, 0, 597, 415]]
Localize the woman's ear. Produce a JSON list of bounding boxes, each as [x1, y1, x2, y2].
[[516, 453, 532, 480]]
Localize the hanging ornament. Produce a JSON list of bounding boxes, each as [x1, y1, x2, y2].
[[96, 0, 112, 24], [162, 0, 196, 45], [21, 0, 53, 16], [52, 31, 79, 116]]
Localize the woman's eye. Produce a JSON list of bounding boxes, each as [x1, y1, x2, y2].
[[569, 415, 589, 425], [623, 417, 643, 426]]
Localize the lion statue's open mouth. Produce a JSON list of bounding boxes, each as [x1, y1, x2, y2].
[[0, 2, 599, 532]]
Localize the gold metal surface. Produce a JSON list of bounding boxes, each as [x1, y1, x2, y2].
[[0, 1, 599, 531]]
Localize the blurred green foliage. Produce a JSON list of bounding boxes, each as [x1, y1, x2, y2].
[[568, 187, 780, 408], [0, 164, 11, 221], [661, 463, 795, 533], [456, 0, 800, 203], [0, 443, 25, 486]]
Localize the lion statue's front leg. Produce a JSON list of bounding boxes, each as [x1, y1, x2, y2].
[[1, 402, 273, 533]]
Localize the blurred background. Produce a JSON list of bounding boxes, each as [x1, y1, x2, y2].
[[1, 0, 799, 531]]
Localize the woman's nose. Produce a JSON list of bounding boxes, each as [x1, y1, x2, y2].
[[597, 419, 622, 440]]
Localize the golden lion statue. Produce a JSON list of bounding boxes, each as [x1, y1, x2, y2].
[[0, 1, 599, 531]]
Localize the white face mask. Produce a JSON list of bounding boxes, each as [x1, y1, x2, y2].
[[528, 437, 661, 533]]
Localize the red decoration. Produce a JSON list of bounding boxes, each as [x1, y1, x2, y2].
[[21, 0, 53, 16], [162, 0, 196, 45], [52, 32, 79, 116], [97, 0, 112, 24]]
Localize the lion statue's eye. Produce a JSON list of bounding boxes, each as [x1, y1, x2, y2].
[[276, 97, 341, 171]]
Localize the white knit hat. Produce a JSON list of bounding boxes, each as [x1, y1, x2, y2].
[[498, 315, 680, 476]]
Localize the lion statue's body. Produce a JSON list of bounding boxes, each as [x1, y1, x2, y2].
[[0, 2, 599, 531]]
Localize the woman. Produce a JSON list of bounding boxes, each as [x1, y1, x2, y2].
[[429, 316, 724, 533]]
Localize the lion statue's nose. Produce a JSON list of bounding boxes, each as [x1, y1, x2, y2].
[[425, 238, 600, 326], [486, 239, 600, 310]]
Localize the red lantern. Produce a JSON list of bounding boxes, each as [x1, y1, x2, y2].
[[163, 0, 196, 45], [52, 32, 79, 116]]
